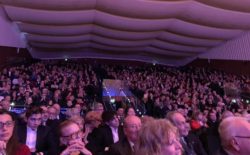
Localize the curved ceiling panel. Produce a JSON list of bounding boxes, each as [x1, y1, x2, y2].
[[26, 34, 92, 43], [158, 32, 223, 47], [1, 0, 97, 10], [151, 40, 207, 53], [197, 0, 250, 13], [144, 47, 193, 56], [19, 22, 223, 48], [18, 23, 93, 36], [29, 41, 91, 49], [1, 0, 250, 66], [4, 6, 95, 25]]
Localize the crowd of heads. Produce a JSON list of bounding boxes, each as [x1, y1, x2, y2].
[[0, 60, 250, 155]]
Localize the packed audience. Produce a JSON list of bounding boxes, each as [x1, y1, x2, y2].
[[0, 60, 250, 155]]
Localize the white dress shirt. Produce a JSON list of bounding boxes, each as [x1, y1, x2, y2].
[[110, 126, 119, 143], [26, 126, 37, 150]]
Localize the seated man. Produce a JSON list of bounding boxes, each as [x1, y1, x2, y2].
[[17, 106, 58, 155], [218, 117, 250, 155], [108, 115, 142, 155], [167, 111, 207, 155], [59, 120, 92, 155], [86, 111, 124, 155]]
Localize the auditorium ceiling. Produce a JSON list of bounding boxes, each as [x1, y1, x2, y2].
[[0, 0, 250, 66]]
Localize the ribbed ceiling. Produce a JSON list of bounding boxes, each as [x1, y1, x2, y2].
[[1, 0, 250, 66]]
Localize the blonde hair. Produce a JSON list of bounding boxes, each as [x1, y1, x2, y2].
[[69, 115, 84, 130], [85, 111, 102, 123], [140, 115, 154, 125], [135, 119, 178, 155]]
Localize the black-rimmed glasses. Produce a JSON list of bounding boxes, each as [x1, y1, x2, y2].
[[0, 121, 14, 128], [61, 130, 82, 140], [235, 135, 250, 139]]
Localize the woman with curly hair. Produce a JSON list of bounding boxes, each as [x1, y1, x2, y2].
[[135, 119, 182, 155]]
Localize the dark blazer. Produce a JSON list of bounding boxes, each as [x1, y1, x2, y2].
[[214, 147, 229, 155], [107, 137, 133, 155], [17, 124, 58, 155], [86, 124, 124, 155], [199, 124, 221, 155], [182, 133, 207, 155]]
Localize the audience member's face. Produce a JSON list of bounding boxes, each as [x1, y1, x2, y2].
[[233, 121, 250, 155], [173, 113, 189, 137], [0, 114, 14, 142], [95, 105, 104, 114], [41, 108, 49, 121], [48, 108, 57, 119], [1, 101, 10, 111], [74, 104, 81, 110], [53, 104, 61, 114], [124, 116, 141, 143], [27, 113, 42, 130], [127, 108, 136, 116], [161, 132, 182, 155], [4, 96, 11, 102], [209, 112, 217, 122], [117, 108, 124, 117], [60, 123, 83, 146], [108, 115, 119, 128]]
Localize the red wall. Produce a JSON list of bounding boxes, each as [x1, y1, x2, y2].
[[0, 46, 32, 69], [188, 58, 250, 76]]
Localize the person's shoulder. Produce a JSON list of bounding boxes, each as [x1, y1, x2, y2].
[[17, 124, 27, 131], [98, 124, 111, 131], [38, 125, 52, 132], [214, 147, 229, 155], [187, 132, 198, 139]]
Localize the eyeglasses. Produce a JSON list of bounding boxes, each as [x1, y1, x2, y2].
[[125, 124, 141, 129], [235, 136, 250, 139], [61, 130, 82, 140], [0, 121, 15, 128]]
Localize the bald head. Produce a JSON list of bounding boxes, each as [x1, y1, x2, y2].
[[124, 115, 141, 127], [219, 117, 250, 155], [166, 111, 188, 137], [124, 115, 142, 143], [221, 110, 234, 120]]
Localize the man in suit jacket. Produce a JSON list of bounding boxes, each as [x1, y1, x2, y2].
[[108, 115, 142, 155], [17, 106, 58, 155], [86, 111, 124, 155], [167, 111, 207, 155]]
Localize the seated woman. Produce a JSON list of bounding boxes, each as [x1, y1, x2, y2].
[[59, 120, 92, 155], [83, 111, 102, 143], [0, 109, 30, 155], [135, 119, 182, 155]]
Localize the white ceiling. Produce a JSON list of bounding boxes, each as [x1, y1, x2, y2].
[[0, 0, 250, 66]]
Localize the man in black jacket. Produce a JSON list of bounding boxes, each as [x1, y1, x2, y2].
[[108, 115, 142, 155], [17, 106, 58, 155], [167, 111, 207, 155], [86, 111, 124, 155]]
